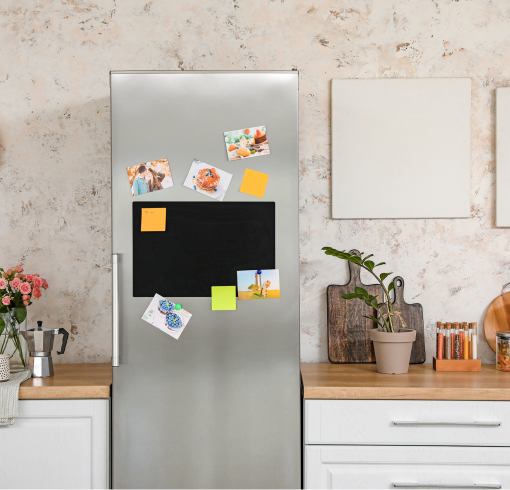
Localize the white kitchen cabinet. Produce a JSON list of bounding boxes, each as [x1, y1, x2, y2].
[[305, 399, 510, 446], [304, 399, 510, 489], [305, 445, 510, 489], [1, 399, 109, 489]]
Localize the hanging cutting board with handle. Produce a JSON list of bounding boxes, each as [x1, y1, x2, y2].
[[483, 283, 510, 353], [390, 276, 426, 364], [327, 253, 384, 363]]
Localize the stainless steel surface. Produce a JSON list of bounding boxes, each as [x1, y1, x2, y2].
[[21, 328, 56, 352], [112, 253, 119, 368], [29, 356, 54, 377], [111, 71, 300, 489], [392, 484, 501, 489], [391, 421, 502, 427]]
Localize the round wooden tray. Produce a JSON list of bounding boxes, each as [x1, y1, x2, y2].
[[484, 286, 510, 353]]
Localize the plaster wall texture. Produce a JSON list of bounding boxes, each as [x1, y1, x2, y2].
[[0, 0, 508, 363]]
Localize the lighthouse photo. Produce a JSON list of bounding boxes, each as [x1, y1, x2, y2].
[[237, 269, 281, 300]]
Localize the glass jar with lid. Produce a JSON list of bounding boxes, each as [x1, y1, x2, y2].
[[496, 332, 510, 371]]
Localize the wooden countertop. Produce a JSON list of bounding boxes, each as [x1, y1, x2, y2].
[[301, 363, 510, 400], [19, 363, 112, 399]]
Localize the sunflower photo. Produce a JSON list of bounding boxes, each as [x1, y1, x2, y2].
[[237, 269, 280, 300]]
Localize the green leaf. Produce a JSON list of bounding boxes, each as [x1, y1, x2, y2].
[[341, 293, 364, 300], [14, 307, 27, 324], [364, 315, 383, 327], [354, 287, 368, 296], [380, 272, 393, 282], [374, 262, 385, 268], [348, 256, 362, 265], [364, 260, 375, 270], [0, 317, 4, 335], [370, 297, 378, 308], [388, 281, 394, 293]]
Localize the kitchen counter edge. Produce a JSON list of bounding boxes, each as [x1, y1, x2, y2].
[[19, 363, 112, 399], [301, 362, 510, 400]]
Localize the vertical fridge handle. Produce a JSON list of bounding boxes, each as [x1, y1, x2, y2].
[[112, 254, 119, 367]]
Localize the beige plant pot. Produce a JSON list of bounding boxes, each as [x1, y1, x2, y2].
[[370, 328, 417, 374]]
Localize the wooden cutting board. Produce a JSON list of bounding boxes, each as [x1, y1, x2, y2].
[[390, 276, 426, 364], [484, 290, 510, 353], [327, 256, 383, 363]]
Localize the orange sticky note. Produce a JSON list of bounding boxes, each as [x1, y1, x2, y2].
[[239, 168, 269, 198], [141, 208, 166, 232]]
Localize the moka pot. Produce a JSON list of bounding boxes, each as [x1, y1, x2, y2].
[[21, 321, 69, 377]]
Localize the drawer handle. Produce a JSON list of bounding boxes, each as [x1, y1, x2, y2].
[[391, 421, 501, 427], [392, 484, 501, 489]]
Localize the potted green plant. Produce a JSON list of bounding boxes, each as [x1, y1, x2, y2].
[[322, 247, 416, 374]]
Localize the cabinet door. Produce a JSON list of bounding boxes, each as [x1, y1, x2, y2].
[[1, 399, 109, 489], [305, 446, 510, 489], [305, 400, 510, 446]]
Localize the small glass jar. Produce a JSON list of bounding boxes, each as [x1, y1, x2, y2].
[[496, 332, 510, 371]]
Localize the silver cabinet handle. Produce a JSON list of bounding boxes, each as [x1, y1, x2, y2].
[[392, 484, 501, 489], [112, 254, 119, 367], [392, 421, 501, 427]]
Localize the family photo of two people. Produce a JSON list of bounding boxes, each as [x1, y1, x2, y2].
[[127, 158, 174, 196]]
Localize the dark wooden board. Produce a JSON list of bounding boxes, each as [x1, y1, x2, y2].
[[327, 255, 384, 363], [391, 276, 426, 364]]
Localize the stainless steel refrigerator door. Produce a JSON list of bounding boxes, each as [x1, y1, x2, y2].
[[111, 71, 300, 489]]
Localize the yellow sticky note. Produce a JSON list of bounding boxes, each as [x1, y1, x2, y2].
[[211, 286, 237, 311], [239, 168, 269, 198], [141, 208, 166, 232]]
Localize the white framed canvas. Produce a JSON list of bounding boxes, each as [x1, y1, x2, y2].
[[331, 78, 471, 219], [497, 87, 510, 227]]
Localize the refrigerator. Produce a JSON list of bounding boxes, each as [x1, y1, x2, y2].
[[110, 71, 300, 489]]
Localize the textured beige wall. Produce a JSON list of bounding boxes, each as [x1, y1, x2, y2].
[[0, 0, 508, 363]]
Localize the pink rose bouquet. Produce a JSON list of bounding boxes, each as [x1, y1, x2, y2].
[[0, 265, 49, 369]]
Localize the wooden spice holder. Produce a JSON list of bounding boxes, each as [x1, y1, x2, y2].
[[433, 357, 482, 372]]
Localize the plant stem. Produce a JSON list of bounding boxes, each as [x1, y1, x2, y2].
[[372, 304, 392, 332], [358, 263, 394, 332]]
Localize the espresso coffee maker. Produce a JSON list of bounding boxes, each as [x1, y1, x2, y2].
[[21, 321, 69, 377]]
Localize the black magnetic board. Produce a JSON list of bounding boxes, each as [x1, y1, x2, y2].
[[133, 202, 276, 297]]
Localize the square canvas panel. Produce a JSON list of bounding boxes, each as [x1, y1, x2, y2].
[[331, 78, 471, 219], [497, 88, 510, 227]]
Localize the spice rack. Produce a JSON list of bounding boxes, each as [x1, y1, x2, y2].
[[433, 357, 481, 372], [434, 321, 481, 372]]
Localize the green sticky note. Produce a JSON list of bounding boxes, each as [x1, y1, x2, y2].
[[211, 286, 237, 311]]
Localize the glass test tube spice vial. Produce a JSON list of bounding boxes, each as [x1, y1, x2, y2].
[[453, 322, 460, 359], [468, 323, 474, 359], [445, 323, 452, 360], [470, 322, 477, 360], [463, 323, 469, 359], [437, 322, 444, 359], [459, 323, 465, 359]]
